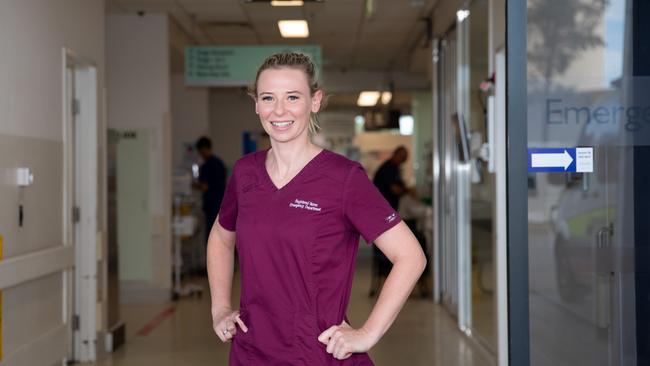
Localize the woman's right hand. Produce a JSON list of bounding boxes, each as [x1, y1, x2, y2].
[[212, 307, 248, 343]]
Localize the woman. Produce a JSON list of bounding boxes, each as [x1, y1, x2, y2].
[[207, 52, 427, 365]]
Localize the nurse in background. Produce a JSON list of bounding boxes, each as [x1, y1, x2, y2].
[[206, 52, 427, 365], [193, 136, 227, 244]]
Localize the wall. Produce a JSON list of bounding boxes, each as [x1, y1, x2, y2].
[[106, 13, 172, 301], [171, 74, 210, 171], [209, 88, 260, 169], [0, 0, 106, 364]]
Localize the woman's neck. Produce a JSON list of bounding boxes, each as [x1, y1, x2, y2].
[[267, 140, 322, 177]]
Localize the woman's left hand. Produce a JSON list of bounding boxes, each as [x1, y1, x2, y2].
[[317, 320, 375, 360]]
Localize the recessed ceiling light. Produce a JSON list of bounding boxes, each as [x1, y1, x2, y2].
[[271, 0, 304, 6], [357, 91, 381, 107], [381, 91, 392, 105], [278, 20, 309, 38], [244, 0, 322, 3]]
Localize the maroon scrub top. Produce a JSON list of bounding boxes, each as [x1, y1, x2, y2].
[[218, 149, 401, 366]]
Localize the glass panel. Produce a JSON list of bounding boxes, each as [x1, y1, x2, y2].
[[526, 0, 647, 364], [466, 0, 497, 353]]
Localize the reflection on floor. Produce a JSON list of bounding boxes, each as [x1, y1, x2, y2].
[[471, 222, 497, 353], [80, 256, 493, 366]]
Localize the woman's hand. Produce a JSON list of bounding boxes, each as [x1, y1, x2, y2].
[[317, 320, 376, 360], [212, 307, 248, 343]]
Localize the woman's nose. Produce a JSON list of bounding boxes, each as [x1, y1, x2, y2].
[[273, 100, 285, 115]]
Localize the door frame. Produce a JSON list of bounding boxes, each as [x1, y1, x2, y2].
[[62, 47, 98, 363], [505, 0, 530, 364]]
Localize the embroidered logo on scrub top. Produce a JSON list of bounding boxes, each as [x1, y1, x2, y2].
[[289, 199, 322, 212], [385, 213, 397, 223]]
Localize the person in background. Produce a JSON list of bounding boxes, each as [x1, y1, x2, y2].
[[372, 146, 408, 210], [193, 136, 227, 244], [369, 146, 409, 296]]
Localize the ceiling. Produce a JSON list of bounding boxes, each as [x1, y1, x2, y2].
[[108, 0, 437, 78]]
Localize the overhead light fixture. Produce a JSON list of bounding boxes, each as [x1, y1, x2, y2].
[[357, 91, 381, 107], [278, 20, 309, 38], [456, 9, 470, 22], [381, 91, 392, 105], [271, 0, 304, 6], [244, 0, 322, 3]]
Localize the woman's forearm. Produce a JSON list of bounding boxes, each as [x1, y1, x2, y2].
[[207, 228, 235, 315], [360, 251, 427, 344]]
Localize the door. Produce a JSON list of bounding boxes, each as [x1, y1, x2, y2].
[[513, 0, 648, 364]]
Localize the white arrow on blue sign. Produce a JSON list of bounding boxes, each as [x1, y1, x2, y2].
[[528, 147, 594, 173]]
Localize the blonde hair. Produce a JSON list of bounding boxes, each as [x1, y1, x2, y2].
[[250, 52, 323, 135]]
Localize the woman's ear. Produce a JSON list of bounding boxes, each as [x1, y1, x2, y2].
[[311, 90, 323, 113]]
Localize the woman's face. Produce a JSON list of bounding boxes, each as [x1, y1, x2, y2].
[[255, 67, 322, 144]]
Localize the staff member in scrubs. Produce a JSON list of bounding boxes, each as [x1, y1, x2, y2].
[[206, 52, 427, 365]]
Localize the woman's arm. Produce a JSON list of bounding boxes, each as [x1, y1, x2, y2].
[[207, 217, 247, 342], [318, 222, 427, 359]]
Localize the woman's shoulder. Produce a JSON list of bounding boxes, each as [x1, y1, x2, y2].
[[232, 150, 265, 170], [228, 151, 266, 183], [318, 149, 364, 183]]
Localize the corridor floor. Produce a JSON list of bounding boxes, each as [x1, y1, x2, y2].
[[81, 257, 494, 366]]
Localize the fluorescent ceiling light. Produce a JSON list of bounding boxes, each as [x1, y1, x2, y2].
[[456, 9, 470, 22], [278, 20, 309, 38], [271, 0, 304, 5], [381, 91, 392, 105], [357, 91, 381, 107]]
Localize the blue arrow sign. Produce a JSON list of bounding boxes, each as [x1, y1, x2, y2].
[[528, 147, 594, 173], [528, 148, 577, 172]]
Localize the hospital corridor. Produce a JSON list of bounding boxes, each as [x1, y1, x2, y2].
[[1, 0, 649, 365]]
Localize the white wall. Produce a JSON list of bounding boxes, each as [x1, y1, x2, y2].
[[171, 74, 210, 171], [0, 0, 106, 364], [107, 13, 172, 299]]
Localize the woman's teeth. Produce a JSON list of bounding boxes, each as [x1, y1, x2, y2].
[[271, 121, 293, 127]]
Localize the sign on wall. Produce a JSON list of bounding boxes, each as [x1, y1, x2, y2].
[[185, 45, 322, 87]]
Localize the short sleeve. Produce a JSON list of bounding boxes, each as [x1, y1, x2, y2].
[[218, 167, 238, 232], [343, 164, 401, 243]]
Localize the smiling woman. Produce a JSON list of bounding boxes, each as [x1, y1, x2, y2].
[[206, 52, 427, 365]]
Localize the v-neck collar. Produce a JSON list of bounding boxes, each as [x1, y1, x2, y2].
[[259, 148, 326, 192]]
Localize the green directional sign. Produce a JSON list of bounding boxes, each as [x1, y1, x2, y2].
[[185, 45, 322, 87]]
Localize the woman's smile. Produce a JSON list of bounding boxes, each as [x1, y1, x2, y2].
[[270, 120, 295, 130]]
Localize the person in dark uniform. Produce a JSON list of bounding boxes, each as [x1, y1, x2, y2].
[[193, 136, 227, 244], [369, 146, 408, 296], [372, 146, 408, 210]]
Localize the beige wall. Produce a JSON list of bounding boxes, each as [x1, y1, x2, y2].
[[0, 0, 106, 363], [209, 88, 260, 169], [171, 74, 210, 171]]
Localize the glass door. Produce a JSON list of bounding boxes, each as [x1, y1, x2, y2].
[[518, 0, 649, 364]]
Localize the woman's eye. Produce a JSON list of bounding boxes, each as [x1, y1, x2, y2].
[[288, 95, 299, 101], [261, 96, 273, 102]]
